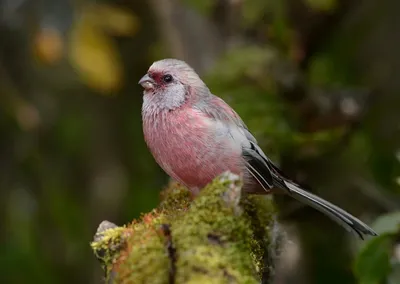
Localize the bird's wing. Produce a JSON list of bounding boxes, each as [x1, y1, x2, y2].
[[194, 95, 258, 143], [194, 95, 275, 189], [195, 95, 298, 186]]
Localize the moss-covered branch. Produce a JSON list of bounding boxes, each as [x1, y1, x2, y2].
[[91, 172, 284, 283]]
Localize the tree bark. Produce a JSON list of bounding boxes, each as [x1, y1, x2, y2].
[[91, 173, 284, 284]]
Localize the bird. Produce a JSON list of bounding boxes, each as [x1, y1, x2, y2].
[[138, 58, 378, 239]]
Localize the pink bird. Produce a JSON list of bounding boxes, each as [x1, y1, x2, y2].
[[139, 58, 377, 239]]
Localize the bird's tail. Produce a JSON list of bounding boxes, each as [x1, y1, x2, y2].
[[242, 143, 377, 239], [281, 179, 377, 239]]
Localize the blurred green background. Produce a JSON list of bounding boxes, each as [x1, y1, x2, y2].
[[0, 0, 399, 283]]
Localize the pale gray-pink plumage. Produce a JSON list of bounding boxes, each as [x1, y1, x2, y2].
[[139, 58, 377, 239]]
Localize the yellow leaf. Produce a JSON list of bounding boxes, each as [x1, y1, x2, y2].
[[68, 15, 123, 94], [93, 4, 139, 37]]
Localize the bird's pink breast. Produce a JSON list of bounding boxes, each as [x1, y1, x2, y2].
[[143, 107, 243, 190]]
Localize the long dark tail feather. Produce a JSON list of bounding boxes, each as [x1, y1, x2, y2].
[[281, 179, 378, 239], [243, 152, 378, 239]]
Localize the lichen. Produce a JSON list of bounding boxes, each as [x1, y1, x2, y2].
[[91, 221, 131, 277], [91, 172, 280, 283], [114, 211, 171, 283]]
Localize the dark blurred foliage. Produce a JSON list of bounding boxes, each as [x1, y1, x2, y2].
[[0, 0, 399, 283]]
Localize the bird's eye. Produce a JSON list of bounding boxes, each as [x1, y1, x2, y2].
[[162, 74, 173, 83]]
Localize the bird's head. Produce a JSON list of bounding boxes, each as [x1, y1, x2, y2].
[[139, 59, 208, 111]]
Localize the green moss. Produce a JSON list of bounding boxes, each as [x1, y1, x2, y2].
[[114, 212, 171, 283], [241, 195, 278, 278], [91, 172, 279, 283], [159, 181, 192, 212], [91, 223, 129, 277], [172, 173, 258, 283]]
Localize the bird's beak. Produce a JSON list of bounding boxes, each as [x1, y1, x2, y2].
[[138, 74, 155, 90]]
